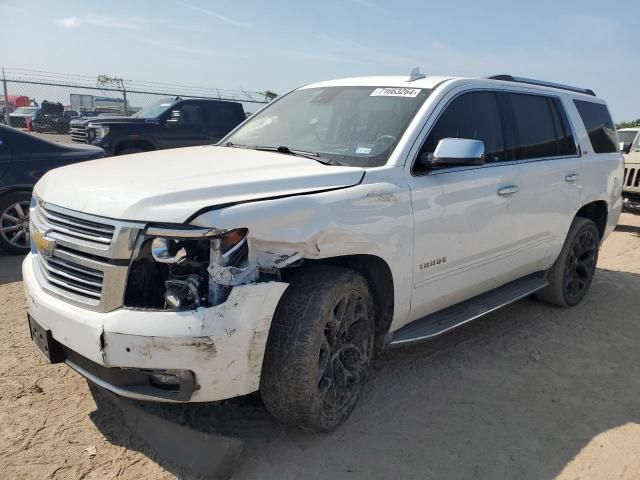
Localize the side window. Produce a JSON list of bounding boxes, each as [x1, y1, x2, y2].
[[416, 91, 505, 173], [573, 100, 618, 154], [508, 93, 570, 160], [204, 103, 241, 128]]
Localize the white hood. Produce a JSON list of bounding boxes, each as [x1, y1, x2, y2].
[[35, 145, 365, 223]]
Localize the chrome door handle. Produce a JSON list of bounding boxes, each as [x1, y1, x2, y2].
[[565, 173, 579, 183], [497, 185, 519, 196]]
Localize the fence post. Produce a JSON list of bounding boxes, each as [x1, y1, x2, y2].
[[2, 67, 11, 125], [122, 87, 128, 116]]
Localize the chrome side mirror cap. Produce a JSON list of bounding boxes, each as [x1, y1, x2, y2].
[[429, 138, 485, 168]]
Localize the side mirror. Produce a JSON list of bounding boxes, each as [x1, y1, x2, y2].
[[165, 109, 182, 125], [620, 142, 632, 154], [426, 138, 485, 168]]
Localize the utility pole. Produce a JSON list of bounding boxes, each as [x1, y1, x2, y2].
[[97, 74, 128, 115], [2, 68, 11, 124]]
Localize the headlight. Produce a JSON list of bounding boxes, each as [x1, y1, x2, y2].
[[125, 226, 250, 311], [89, 124, 109, 141]]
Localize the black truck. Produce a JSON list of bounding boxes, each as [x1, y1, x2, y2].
[[69, 97, 246, 156]]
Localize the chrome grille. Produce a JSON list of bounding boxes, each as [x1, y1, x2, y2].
[[31, 201, 144, 312], [70, 124, 88, 143]]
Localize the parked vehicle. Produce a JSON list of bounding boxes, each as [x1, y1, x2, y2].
[[69, 97, 246, 155], [32, 101, 79, 134], [0, 124, 104, 254], [619, 127, 640, 213], [9, 106, 40, 129], [23, 72, 622, 431]]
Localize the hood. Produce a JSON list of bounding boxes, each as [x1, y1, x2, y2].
[[35, 146, 365, 223]]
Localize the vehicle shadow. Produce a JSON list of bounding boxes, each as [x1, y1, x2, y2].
[[89, 267, 640, 480], [0, 254, 24, 286], [614, 222, 640, 236]]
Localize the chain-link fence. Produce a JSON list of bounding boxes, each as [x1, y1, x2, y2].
[[1, 67, 270, 135]]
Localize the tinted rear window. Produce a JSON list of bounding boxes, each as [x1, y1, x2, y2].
[[573, 100, 618, 154], [508, 93, 576, 160]]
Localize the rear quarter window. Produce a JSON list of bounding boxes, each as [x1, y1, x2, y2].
[[573, 100, 618, 154]]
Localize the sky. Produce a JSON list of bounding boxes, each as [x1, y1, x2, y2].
[[1, 0, 639, 121]]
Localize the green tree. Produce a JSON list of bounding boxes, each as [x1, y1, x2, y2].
[[616, 119, 640, 129], [263, 90, 278, 102]]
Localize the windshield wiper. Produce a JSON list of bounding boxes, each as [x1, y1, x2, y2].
[[254, 145, 344, 166]]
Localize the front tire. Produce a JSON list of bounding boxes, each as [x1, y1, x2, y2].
[[261, 265, 375, 431], [536, 217, 600, 307], [0, 191, 32, 255]]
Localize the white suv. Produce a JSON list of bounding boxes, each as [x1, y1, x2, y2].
[[618, 127, 640, 212], [23, 72, 623, 431]]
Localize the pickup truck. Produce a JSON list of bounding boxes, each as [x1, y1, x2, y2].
[[24, 72, 622, 431], [69, 97, 246, 156], [619, 127, 640, 213]]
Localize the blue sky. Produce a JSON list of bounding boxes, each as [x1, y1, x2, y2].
[[1, 0, 639, 120]]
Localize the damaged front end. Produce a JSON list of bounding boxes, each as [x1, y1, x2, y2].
[[124, 225, 262, 310]]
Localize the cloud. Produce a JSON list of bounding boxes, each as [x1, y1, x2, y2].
[[180, 3, 252, 30], [55, 14, 161, 30], [56, 17, 82, 28], [353, 0, 375, 7]]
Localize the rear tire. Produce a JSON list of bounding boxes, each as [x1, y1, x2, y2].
[[536, 217, 600, 307], [261, 265, 375, 431]]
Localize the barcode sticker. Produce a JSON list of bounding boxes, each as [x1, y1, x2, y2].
[[370, 88, 421, 98]]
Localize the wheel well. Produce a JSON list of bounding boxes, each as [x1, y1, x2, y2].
[[290, 255, 395, 342], [0, 188, 32, 201], [575, 201, 607, 239], [115, 139, 155, 155]]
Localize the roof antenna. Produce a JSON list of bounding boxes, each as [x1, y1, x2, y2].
[[407, 67, 426, 82]]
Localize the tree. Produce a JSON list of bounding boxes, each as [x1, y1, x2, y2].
[[616, 119, 640, 129], [263, 90, 278, 102]]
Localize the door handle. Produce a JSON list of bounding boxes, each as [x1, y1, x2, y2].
[[497, 185, 519, 196], [565, 173, 579, 183]]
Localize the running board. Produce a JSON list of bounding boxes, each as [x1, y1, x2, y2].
[[387, 273, 549, 348]]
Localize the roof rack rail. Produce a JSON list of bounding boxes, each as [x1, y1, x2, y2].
[[487, 75, 596, 97]]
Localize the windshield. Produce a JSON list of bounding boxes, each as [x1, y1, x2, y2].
[[225, 86, 431, 167], [618, 130, 638, 144], [13, 107, 38, 115], [132, 99, 175, 119]]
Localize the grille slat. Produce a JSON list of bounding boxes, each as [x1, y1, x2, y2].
[[38, 205, 114, 245]]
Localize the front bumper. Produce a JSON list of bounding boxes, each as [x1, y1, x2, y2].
[[623, 193, 640, 214], [23, 254, 288, 402]]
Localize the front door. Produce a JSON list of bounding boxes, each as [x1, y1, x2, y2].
[[159, 101, 211, 149], [407, 90, 524, 321]]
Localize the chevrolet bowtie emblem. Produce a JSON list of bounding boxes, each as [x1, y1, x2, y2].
[[33, 229, 56, 257]]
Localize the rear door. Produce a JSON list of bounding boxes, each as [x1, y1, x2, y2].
[[502, 91, 584, 270], [202, 102, 245, 142], [0, 129, 13, 181]]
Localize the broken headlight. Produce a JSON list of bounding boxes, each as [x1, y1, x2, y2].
[[124, 226, 252, 311]]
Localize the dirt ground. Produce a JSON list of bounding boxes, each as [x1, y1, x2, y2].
[[1, 214, 639, 480]]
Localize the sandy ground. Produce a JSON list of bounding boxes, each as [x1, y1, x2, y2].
[[1, 214, 639, 479]]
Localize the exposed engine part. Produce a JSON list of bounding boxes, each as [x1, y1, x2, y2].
[[208, 234, 254, 305], [164, 275, 202, 310]]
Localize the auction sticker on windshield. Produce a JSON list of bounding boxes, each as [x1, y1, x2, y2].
[[370, 88, 421, 97]]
